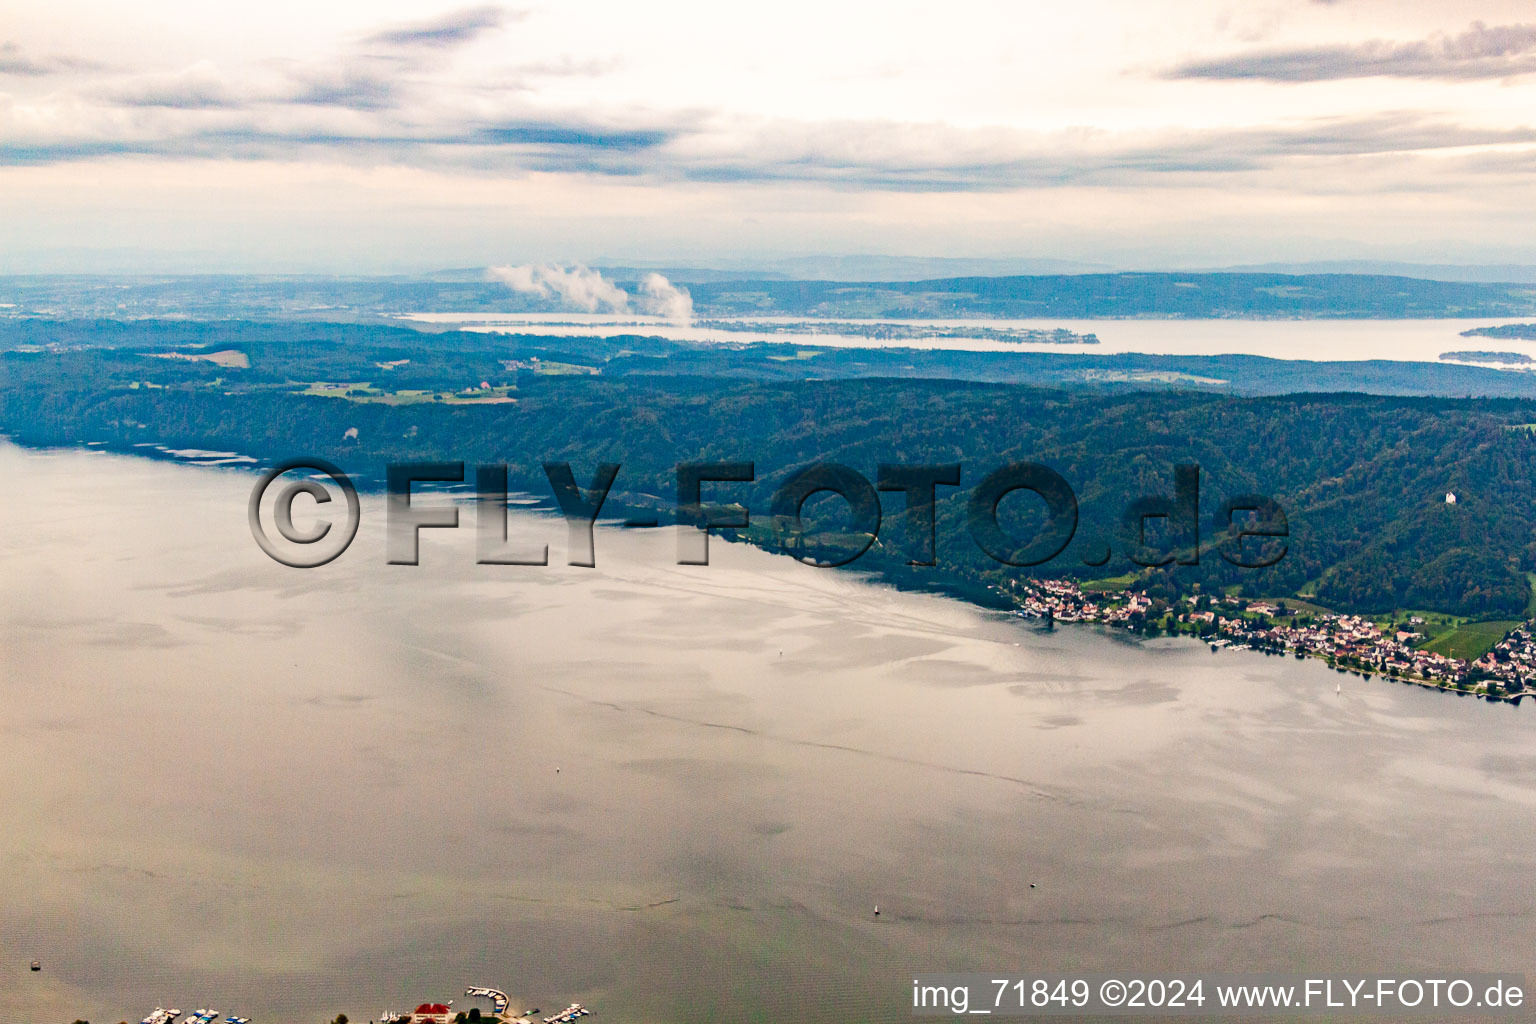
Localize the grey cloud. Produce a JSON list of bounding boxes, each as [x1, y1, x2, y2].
[[3, 101, 1531, 196], [0, 139, 165, 164], [1168, 21, 1536, 81], [0, 117, 681, 169], [470, 123, 673, 150], [0, 41, 102, 76], [364, 6, 519, 49], [106, 69, 247, 110], [0, 42, 47, 75], [68, 44, 604, 123], [110, 86, 244, 110], [285, 67, 402, 110], [1247, 114, 1535, 156], [659, 114, 1536, 192], [102, 58, 404, 111]]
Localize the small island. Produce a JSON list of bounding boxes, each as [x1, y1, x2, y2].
[[1439, 350, 1534, 364], [695, 320, 1099, 344], [1459, 323, 1536, 341]]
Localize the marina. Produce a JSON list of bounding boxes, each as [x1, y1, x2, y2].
[[128, 987, 582, 1024], [381, 988, 592, 1024]]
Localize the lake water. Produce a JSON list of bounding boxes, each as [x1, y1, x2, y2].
[[3, 441, 1534, 1023], [402, 313, 1536, 365]]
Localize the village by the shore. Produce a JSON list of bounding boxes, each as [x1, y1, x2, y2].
[[1005, 577, 1536, 703]]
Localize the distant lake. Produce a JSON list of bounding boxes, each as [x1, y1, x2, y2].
[[4, 441, 1535, 1023], [402, 313, 1536, 365]]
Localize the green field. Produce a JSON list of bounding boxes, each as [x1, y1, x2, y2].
[[1258, 597, 1334, 617], [532, 361, 599, 375], [293, 383, 516, 404], [766, 349, 827, 362], [1373, 608, 1458, 634], [1081, 574, 1137, 592], [1421, 619, 1520, 661]]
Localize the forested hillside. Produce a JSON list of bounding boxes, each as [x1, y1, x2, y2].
[[5, 319, 1536, 618]]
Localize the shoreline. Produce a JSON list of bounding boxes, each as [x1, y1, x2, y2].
[[1005, 577, 1533, 706], [13, 435, 1535, 707]]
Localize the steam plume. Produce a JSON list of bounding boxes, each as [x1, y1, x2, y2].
[[488, 263, 693, 322]]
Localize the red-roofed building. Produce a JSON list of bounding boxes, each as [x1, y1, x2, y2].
[[410, 1002, 453, 1023]]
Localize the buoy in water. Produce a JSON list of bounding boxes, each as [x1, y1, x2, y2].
[[30, 960, 40, 971]]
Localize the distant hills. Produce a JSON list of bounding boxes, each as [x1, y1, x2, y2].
[[1211, 261, 1536, 285], [594, 255, 1113, 282], [682, 273, 1536, 319], [614, 258, 1536, 286], [5, 271, 1536, 320]]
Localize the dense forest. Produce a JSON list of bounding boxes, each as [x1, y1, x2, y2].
[[5, 319, 1536, 618]]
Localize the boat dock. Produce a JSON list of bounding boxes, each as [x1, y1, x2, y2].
[[466, 986, 510, 1015], [139, 1008, 250, 1024]]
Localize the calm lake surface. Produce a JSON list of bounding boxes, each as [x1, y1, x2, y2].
[[3, 441, 1534, 1023], [403, 313, 1536, 364]]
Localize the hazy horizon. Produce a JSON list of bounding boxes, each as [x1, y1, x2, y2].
[[16, 257, 1536, 285]]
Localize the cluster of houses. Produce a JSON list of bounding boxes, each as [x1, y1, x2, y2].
[[1472, 626, 1536, 693], [1005, 577, 1530, 698], [1013, 577, 1153, 626]]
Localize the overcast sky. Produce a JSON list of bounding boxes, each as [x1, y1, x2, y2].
[[4, 0, 1536, 271]]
